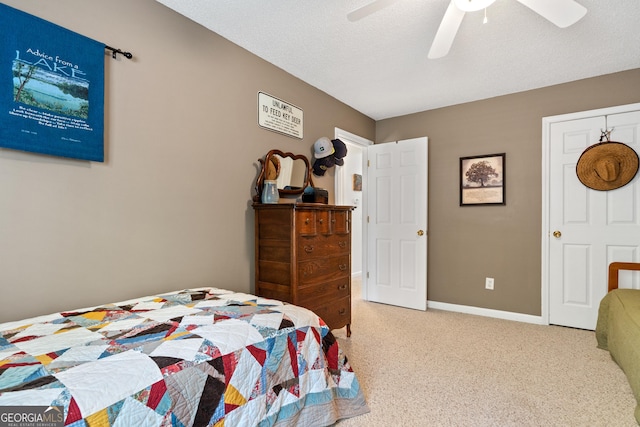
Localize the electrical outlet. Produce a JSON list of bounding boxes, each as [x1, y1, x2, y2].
[[485, 277, 494, 290]]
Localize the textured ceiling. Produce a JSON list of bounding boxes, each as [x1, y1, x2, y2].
[[155, 0, 640, 120]]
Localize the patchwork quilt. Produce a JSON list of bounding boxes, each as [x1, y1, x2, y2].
[[0, 288, 369, 426]]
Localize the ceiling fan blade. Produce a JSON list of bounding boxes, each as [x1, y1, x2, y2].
[[347, 0, 400, 22], [516, 0, 587, 28], [428, 1, 465, 59]]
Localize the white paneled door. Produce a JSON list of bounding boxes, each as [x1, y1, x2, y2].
[[366, 138, 427, 310], [548, 109, 640, 330]]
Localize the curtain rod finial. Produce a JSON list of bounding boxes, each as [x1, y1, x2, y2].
[[105, 45, 133, 60]]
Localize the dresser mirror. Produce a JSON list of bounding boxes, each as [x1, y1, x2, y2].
[[255, 150, 312, 201]]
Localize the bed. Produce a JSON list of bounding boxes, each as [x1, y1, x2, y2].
[[0, 287, 369, 426], [596, 262, 640, 424]]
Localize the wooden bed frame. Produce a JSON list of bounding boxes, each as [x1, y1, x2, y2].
[[608, 262, 640, 291]]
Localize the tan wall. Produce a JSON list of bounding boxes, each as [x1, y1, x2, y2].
[[0, 0, 374, 322], [377, 69, 640, 315]]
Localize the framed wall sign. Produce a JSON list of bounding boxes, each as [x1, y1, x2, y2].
[[460, 153, 505, 206], [257, 92, 303, 139]]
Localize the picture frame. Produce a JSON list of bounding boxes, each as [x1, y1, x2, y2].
[[460, 153, 505, 206], [353, 174, 362, 191]]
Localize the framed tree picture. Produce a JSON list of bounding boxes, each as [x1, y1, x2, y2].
[[460, 153, 505, 206]]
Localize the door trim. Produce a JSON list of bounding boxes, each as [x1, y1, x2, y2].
[[334, 128, 373, 300], [541, 102, 640, 326]]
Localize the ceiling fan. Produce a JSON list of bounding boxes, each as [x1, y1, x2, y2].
[[347, 0, 587, 59]]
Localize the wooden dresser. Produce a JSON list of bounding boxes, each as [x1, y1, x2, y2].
[[253, 203, 354, 336]]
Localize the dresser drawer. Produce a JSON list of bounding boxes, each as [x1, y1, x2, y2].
[[331, 210, 350, 235], [296, 209, 344, 236], [296, 210, 317, 236], [298, 255, 349, 284], [296, 209, 332, 236], [316, 210, 331, 234], [313, 296, 351, 331], [297, 235, 350, 260], [297, 277, 350, 306]]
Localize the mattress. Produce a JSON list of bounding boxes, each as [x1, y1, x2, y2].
[[0, 288, 368, 426]]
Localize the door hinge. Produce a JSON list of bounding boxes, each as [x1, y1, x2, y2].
[[367, 272, 370, 279], [367, 215, 370, 223], [367, 160, 370, 167]]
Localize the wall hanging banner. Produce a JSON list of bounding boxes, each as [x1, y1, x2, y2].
[[0, 4, 105, 162]]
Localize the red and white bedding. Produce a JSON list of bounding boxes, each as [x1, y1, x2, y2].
[[0, 288, 368, 426]]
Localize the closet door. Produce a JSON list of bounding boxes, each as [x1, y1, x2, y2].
[[548, 110, 640, 330]]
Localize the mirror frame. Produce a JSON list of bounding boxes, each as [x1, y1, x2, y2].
[[254, 149, 313, 201]]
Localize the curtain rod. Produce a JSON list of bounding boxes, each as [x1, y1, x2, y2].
[[105, 45, 133, 59]]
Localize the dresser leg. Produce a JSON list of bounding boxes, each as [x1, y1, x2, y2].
[[346, 323, 351, 337]]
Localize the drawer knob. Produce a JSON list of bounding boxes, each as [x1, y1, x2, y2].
[[304, 245, 314, 253], [339, 264, 347, 271], [319, 218, 324, 224], [339, 308, 346, 315], [338, 284, 347, 290], [305, 218, 311, 224], [338, 241, 346, 248]]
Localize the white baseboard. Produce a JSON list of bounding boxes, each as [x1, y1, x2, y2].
[[427, 300, 546, 325]]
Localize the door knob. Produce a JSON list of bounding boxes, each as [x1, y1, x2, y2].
[[553, 230, 561, 238], [417, 230, 425, 236]]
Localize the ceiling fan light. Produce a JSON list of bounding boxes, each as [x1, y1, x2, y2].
[[453, 0, 497, 12]]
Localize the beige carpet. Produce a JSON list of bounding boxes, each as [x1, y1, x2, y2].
[[333, 279, 637, 426]]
